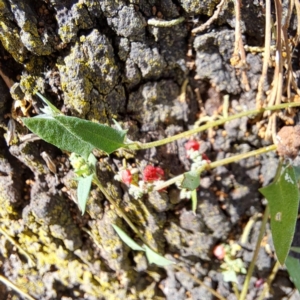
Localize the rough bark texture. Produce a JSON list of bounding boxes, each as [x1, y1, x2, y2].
[[0, 0, 298, 299]]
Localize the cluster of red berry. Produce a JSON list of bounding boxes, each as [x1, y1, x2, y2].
[[115, 165, 165, 199], [120, 165, 164, 185], [184, 139, 210, 162], [116, 140, 209, 200]]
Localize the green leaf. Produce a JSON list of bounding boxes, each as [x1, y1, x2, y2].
[[285, 255, 300, 292], [112, 225, 175, 267], [112, 224, 145, 251], [88, 153, 97, 174], [222, 270, 237, 283], [181, 171, 200, 190], [259, 165, 300, 265], [23, 115, 127, 160], [112, 119, 123, 131], [23, 115, 92, 159], [77, 174, 93, 214], [191, 189, 197, 213], [144, 245, 175, 267]]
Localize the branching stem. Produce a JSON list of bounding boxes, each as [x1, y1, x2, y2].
[[126, 102, 300, 151], [154, 144, 277, 191]]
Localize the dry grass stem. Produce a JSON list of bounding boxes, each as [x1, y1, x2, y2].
[[191, 0, 227, 34], [230, 0, 250, 91]]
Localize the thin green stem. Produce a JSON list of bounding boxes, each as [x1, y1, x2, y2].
[[0, 226, 35, 266], [239, 205, 270, 300], [232, 282, 240, 299], [94, 176, 226, 299], [0, 275, 36, 300], [154, 144, 277, 190], [126, 102, 300, 151], [94, 174, 226, 299], [240, 213, 261, 245], [257, 260, 280, 300], [147, 16, 185, 27], [208, 144, 277, 169], [272, 157, 284, 182], [255, 161, 282, 300], [93, 176, 154, 251]]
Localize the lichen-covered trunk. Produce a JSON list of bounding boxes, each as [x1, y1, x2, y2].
[[0, 1, 287, 300]]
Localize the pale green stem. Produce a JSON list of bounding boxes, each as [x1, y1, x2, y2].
[[94, 176, 226, 299], [232, 282, 240, 299], [0, 275, 36, 300], [0, 226, 35, 266], [126, 102, 300, 151], [239, 205, 270, 300], [154, 144, 277, 191], [240, 213, 261, 245], [255, 161, 283, 300], [257, 260, 281, 300], [93, 176, 155, 252], [147, 16, 185, 27]]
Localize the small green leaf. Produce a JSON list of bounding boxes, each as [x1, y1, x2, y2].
[[112, 224, 145, 251], [259, 165, 300, 265], [222, 270, 237, 283], [191, 189, 197, 213], [285, 255, 300, 292], [77, 174, 93, 214], [23, 114, 127, 160], [112, 119, 123, 131], [144, 245, 175, 267], [36, 92, 62, 115], [88, 153, 97, 168], [181, 171, 200, 190]]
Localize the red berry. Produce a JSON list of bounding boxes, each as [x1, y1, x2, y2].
[[255, 278, 264, 288], [121, 169, 132, 184], [143, 165, 164, 182], [185, 140, 200, 151], [213, 244, 225, 260]]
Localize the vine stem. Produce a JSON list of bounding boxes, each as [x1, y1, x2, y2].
[[257, 260, 281, 300], [154, 144, 277, 191], [93, 176, 155, 252], [126, 102, 300, 151], [0, 275, 36, 300], [239, 205, 270, 300], [241, 164, 288, 299], [94, 175, 229, 300]]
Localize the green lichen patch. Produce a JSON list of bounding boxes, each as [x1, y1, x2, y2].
[[179, 0, 219, 15], [0, 19, 27, 63], [57, 29, 118, 118]]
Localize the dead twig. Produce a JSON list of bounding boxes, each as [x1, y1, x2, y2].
[[264, 0, 283, 141], [192, 0, 227, 34], [257, 260, 281, 300], [230, 0, 250, 91], [0, 68, 14, 88], [256, 0, 272, 109]]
